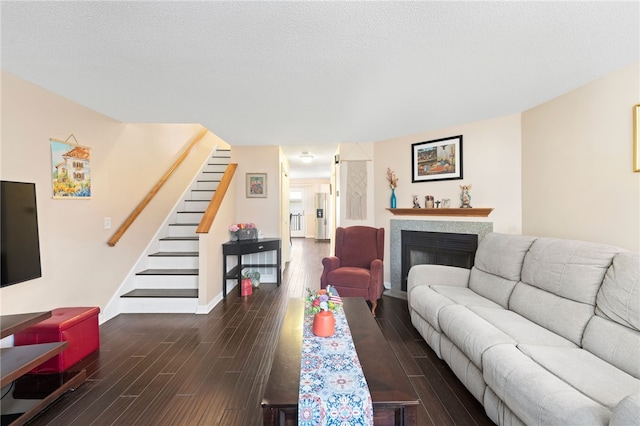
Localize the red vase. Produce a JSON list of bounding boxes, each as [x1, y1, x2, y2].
[[241, 278, 253, 296], [312, 311, 335, 337]]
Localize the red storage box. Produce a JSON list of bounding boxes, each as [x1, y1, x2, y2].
[[14, 307, 100, 373]]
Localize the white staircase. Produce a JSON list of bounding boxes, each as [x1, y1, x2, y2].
[[119, 149, 230, 313]]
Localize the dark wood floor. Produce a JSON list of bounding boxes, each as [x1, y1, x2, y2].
[[27, 238, 492, 426]]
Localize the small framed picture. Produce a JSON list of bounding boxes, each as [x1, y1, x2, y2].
[[246, 173, 267, 198], [412, 135, 463, 182]]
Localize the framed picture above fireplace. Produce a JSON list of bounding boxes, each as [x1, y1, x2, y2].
[[411, 135, 463, 182]]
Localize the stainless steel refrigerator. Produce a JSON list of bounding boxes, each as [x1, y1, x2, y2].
[[315, 193, 329, 240]]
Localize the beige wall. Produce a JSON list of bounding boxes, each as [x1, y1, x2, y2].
[[0, 72, 215, 316], [232, 145, 282, 238], [374, 114, 523, 283], [522, 62, 640, 251]]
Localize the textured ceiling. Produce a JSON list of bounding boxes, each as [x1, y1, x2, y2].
[[2, 1, 638, 179]]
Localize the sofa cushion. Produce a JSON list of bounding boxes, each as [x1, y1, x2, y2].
[[469, 233, 536, 308], [521, 237, 620, 306], [440, 334, 487, 403], [595, 251, 640, 331], [468, 268, 518, 309], [518, 344, 640, 409], [483, 344, 610, 425], [410, 285, 502, 334], [473, 233, 536, 282], [509, 282, 594, 345], [409, 285, 453, 333], [410, 310, 444, 358], [467, 306, 576, 348], [439, 305, 516, 369], [610, 392, 640, 426], [582, 315, 640, 379], [407, 264, 471, 310], [484, 387, 527, 426]]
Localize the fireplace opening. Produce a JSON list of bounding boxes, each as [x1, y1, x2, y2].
[[401, 230, 478, 291]]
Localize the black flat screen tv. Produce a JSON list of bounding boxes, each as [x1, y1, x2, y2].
[[1, 180, 42, 287]]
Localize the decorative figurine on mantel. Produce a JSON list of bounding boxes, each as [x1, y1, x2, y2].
[[412, 195, 421, 208], [460, 184, 473, 208], [435, 200, 441, 208]]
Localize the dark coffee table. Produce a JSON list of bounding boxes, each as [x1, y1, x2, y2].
[[262, 298, 418, 425]]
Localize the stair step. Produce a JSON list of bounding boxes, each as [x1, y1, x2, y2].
[[189, 189, 215, 200], [136, 268, 199, 275], [193, 180, 219, 191], [159, 236, 198, 241], [148, 252, 199, 268], [168, 223, 198, 237], [183, 200, 211, 211], [158, 236, 199, 252], [149, 251, 198, 257], [134, 273, 198, 289], [121, 289, 198, 298], [176, 211, 204, 224]]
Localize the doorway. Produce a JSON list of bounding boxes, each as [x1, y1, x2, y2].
[[290, 188, 306, 238]]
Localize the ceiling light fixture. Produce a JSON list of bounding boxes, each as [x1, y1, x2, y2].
[[300, 152, 314, 163]]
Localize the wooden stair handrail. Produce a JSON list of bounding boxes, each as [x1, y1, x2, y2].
[[196, 163, 238, 234], [108, 128, 209, 247]]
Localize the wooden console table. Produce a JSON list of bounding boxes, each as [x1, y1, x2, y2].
[[1, 311, 86, 426], [222, 238, 282, 297]]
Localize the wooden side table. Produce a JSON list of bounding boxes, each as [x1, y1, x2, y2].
[[222, 238, 281, 297]]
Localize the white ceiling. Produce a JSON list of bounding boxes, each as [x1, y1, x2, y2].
[[2, 1, 638, 179]]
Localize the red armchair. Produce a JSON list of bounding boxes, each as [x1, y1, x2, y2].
[[321, 226, 385, 316]]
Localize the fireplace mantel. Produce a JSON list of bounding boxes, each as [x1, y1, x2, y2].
[[386, 208, 493, 217]]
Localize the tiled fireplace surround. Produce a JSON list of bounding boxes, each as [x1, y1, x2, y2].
[[389, 219, 493, 292]]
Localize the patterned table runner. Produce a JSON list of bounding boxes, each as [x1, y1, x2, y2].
[[298, 304, 374, 425]]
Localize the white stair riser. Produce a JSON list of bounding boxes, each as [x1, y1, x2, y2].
[[202, 164, 227, 173], [120, 297, 198, 314], [182, 200, 210, 211], [200, 172, 224, 181], [188, 190, 215, 201], [158, 239, 198, 252], [134, 274, 198, 289], [194, 180, 219, 191], [148, 256, 199, 269], [176, 212, 204, 224], [169, 225, 198, 237]]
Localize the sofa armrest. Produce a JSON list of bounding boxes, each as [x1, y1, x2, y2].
[[610, 392, 640, 426], [407, 264, 471, 305], [320, 256, 341, 288]]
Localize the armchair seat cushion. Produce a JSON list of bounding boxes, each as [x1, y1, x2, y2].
[[327, 267, 371, 289]]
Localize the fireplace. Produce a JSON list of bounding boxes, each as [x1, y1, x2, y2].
[[401, 230, 477, 291], [390, 219, 493, 291]]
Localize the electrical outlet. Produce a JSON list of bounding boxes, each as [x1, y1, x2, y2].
[[104, 217, 111, 230]]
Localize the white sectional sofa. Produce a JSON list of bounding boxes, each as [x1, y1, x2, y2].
[[407, 232, 640, 425]]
